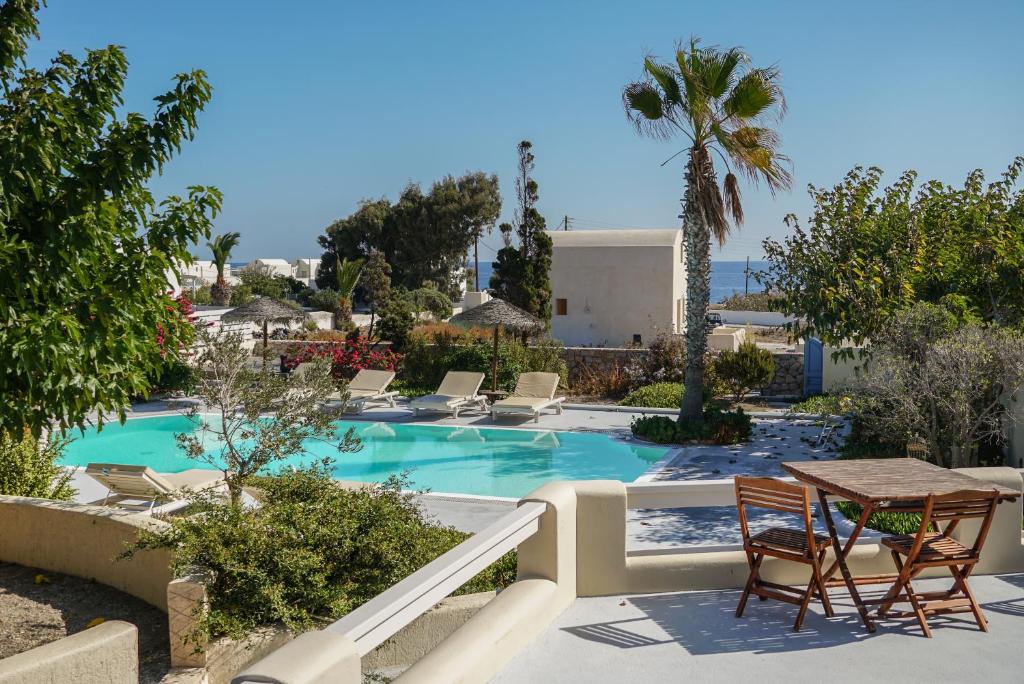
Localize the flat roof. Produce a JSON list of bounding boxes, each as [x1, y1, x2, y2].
[[549, 229, 680, 248]]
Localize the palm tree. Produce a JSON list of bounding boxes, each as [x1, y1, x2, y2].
[[208, 232, 241, 306], [334, 255, 364, 331], [623, 38, 791, 423]]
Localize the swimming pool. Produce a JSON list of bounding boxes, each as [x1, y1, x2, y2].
[[59, 415, 668, 498]]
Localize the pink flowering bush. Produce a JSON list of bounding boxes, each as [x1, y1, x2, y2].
[[284, 336, 400, 381]]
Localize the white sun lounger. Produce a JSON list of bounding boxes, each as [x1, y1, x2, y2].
[[85, 463, 226, 514], [490, 372, 564, 423], [410, 371, 487, 418], [329, 369, 398, 413]]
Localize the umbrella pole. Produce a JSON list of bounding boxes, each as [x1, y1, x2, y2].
[[262, 320, 269, 373], [491, 324, 500, 393]]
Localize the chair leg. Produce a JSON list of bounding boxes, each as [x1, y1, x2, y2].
[[903, 577, 932, 638], [950, 565, 988, 633], [794, 576, 818, 632], [878, 552, 908, 617], [736, 554, 763, 618]]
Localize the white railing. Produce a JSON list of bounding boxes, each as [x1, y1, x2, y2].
[[324, 500, 546, 657]]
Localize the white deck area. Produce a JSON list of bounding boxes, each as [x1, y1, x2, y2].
[[493, 574, 1024, 684]]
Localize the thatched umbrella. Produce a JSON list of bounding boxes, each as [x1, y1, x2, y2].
[[449, 298, 543, 392], [223, 297, 306, 369]]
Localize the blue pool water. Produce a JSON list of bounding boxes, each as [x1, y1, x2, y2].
[[59, 416, 667, 498]]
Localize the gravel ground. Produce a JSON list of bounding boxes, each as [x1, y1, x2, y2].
[[0, 562, 170, 683]]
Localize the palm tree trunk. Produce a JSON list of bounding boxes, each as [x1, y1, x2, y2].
[[679, 151, 713, 424]]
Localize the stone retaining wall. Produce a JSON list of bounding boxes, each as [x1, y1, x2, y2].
[[761, 352, 803, 397], [562, 347, 645, 380]]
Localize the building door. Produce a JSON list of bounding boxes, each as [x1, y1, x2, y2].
[[803, 337, 823, 396]]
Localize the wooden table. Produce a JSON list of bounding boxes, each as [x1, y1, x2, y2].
[[782, 458, 1020, 632]]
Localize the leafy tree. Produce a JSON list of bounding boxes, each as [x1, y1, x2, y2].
[[762, 158, 1024, 350], [208, 232, 240, 306], [406, 285, 453, 322], [0, 1, 221, 437], [180, 327, 360, 505], [317, 172, 500, 298], [457, 172, 502, 291], [361, 249, 392, 339], [844, 303, 1024, 468], [489, 141, 553, 324], [623, 38, 791, 424]]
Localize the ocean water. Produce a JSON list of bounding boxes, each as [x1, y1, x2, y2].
[[60, 416, 667, 498], [474, 260, 767, 304]]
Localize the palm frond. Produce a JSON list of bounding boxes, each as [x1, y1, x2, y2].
[[689, 148, 731, 246], [724, 67, 785, 121], [643, 57, 683, 106], [723, 172, 743, 226], [334, 256, 364, 299], [622, 82, 674, 139], [716, 126, 793, 194]]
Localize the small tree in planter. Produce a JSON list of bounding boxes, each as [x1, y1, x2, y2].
[[713, 336, 775, 403], [180, 327, 360, 505]]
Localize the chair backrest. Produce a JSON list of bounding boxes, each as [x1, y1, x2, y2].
[[734, 476, 815, 553], [513, 372, 560, 399], [914, 489, 1002, 559], [349, 369, 396, 393], [85, 463, 176, 499], [436, 371, 485, 398]]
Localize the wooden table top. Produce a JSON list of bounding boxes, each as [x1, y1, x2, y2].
[[782, 458, 1020, 504]]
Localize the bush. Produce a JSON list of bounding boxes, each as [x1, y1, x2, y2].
[[145, 358, 199, 395], [631, 407, 752, 445], [283, 337, 401, 381], [569, 361, 635, 399], [406, 287, 453, 321], [376, 294, 416, 348], [619, 382, 683, 408], [238, 270, 290, 300], [0, 431, 75, 500], [717, 291, 782, 311], [629, 333, 685, 385], [229, 283, 254, 306], [190, 285, 212, 305], [304, 287, 338, 313], [835, 501, 922, 536], [126, 462, 514, 641], [713, 337, 775, 402], [788, 393, 850, 416], [410, 323, 492, 344]]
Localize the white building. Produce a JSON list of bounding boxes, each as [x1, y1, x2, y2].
[[178, 259, 222, 288], [292, 258, 321, 288], [549, 229, 685, 347]]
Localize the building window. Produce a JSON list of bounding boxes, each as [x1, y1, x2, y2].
[[633, 334, 642, 345], [556, 298, 568, 316]]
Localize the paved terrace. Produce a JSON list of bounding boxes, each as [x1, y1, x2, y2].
[[494, 574, 1024, 683]]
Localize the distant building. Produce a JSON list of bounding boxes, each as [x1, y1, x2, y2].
[[178, 259, 222, 288], [549, 229, 685, 347], [292, 258, 321, 288]]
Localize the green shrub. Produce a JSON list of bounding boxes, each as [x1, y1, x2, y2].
[[619, 383, 683, 408], [631, 407, 752, 445], [238, 270, 290, 300], [0, 431, 75, 500], [190, 285, 213, 305], [717, 291, 782, 311], [836, 501, 922, 535], [305, 288, 340, 313], [377, 294, 416, 348], [713, 337, 775, 402], [406, 287, 453, 321], [126, 461, 514, 642], [145, 358, 199, 395], [229, 283, 254, 306], [788, 393, 848, 416]]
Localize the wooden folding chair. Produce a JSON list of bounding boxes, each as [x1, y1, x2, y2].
[[874, 489, 1001, 637], [734, 476, 835, 631]]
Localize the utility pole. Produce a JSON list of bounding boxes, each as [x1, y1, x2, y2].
[[744, 255, 750, 295], [561, 215, 571, 231]]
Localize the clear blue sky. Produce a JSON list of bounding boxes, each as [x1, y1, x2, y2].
[[26, 0, 1024, 262]]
